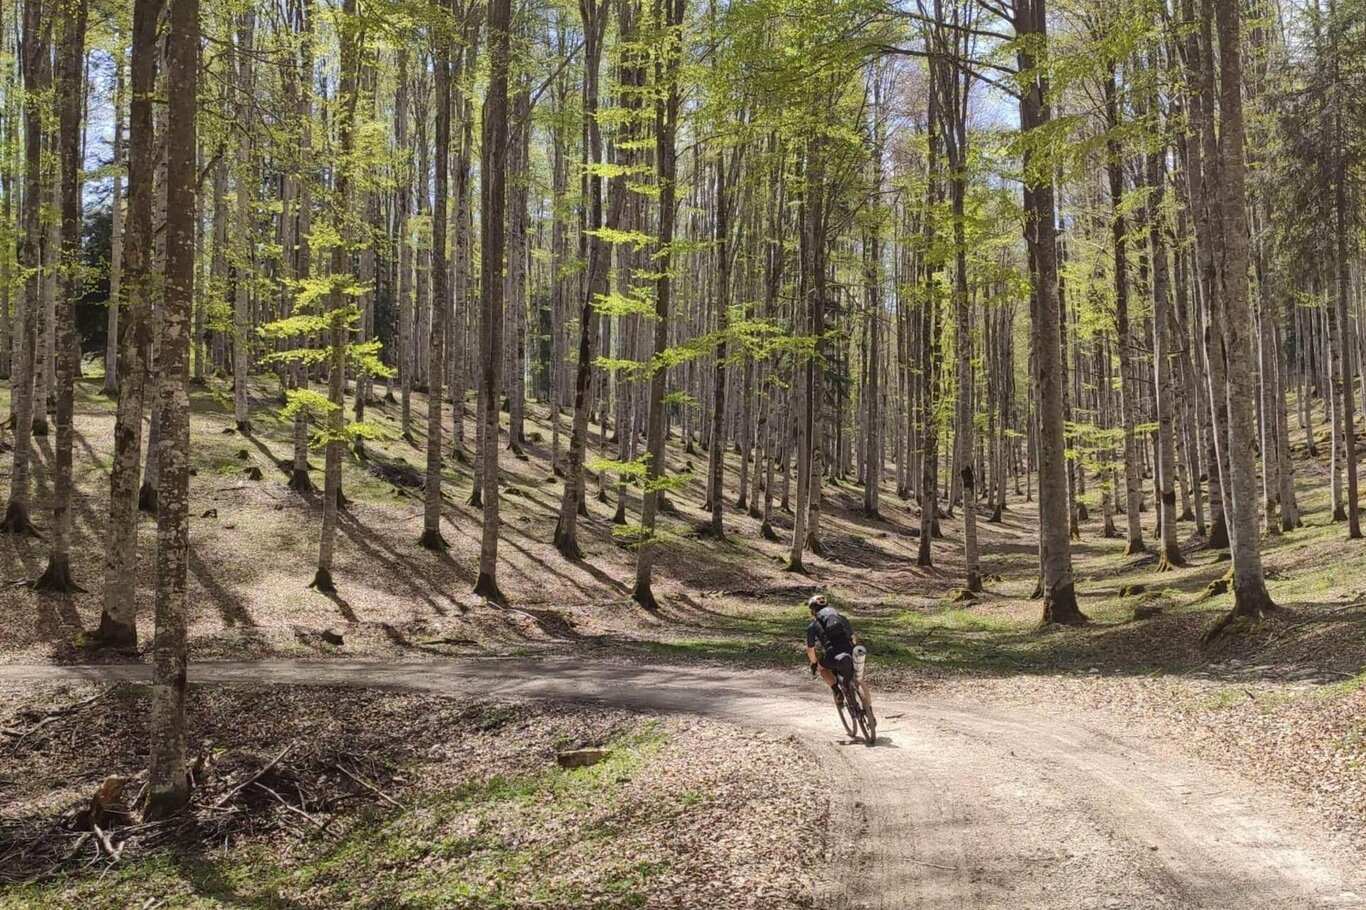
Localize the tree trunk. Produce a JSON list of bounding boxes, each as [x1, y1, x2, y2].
[[554, 0, 613, 559], [1016, 0, 1083, 624], [421, 13, 452, 552], [34, 0, 87, 594], [103, 60, 125, 397], [1146, 135, 1186, 570], [475, 0, 511, 600], [633, 0, 684, 607], [232, 11, 255, 433], [144, 0, 196, 820], [93, 0, 162, 645], [1, 0, 48, 537], [1207, 0, 1276, 635]]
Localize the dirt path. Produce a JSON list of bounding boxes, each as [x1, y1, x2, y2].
[[2, 658, 1362, 909]]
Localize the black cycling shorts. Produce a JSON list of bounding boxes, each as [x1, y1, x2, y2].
[[818, 650, 854, 680]]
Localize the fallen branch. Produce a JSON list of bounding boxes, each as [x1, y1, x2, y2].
[[211, 744, 293, 809], [91, 824, 124, 863], [250, 782, 326, 831], [6, 692, 110, 752], [332, 763, 405, 810]]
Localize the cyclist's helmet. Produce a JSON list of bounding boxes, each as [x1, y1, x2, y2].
[[807, 594, 828, 614]]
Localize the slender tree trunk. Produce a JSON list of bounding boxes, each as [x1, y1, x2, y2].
[[1208, 0, 1276, 635], [395, 50, 413, 441], [34, 0, 87, 593], [232, 11, 255, 433], [706, 148, 732, 538], [633, 0, 684, 607], [1016, 0, 1083, 624], [475, 0, 511, 600], [144, 0, 196, 819], [421, 23, 451, 552], [311, 0, 359, 593], [554, 0, 612, 559], [93, 0, 162, 644], [1, 0, 48, 537], [1146, 136, 1186, 570], [103, 60, 125, 397], [1107, 69, 1144, 554]]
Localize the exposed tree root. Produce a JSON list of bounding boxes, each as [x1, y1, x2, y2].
[[554, 538, 583, 561], [33, 556, 86, 594], [631, 581, 659, 610], [784, 557, 807, 575], [467, 489, 483, 508], [1202, 592, 1282, 647], [473, 573, 506, 605], [308, 568, 337, 595], [418, 528, 449, 552], [760, 521, 779, 542], [0, 501, 41, 537], [288, 469, 315, 493], [86, 614, 138, 652], [236, 420, 252, 435], [1123, 539, 1146, 556], [1156, 546, 1187, 572], [1040, 582, 1088, 626], [1206, 517, 1229, 549], [950, 587, 977, 603]]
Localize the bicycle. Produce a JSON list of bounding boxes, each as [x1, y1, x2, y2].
[[822, 648, 877, 746]]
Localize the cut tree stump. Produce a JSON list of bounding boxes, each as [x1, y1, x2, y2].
[[73, 775, 129, 832]]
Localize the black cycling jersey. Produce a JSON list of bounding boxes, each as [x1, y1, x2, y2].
[[806, 606, 854, 657]]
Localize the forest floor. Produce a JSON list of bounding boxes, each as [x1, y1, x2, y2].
[[2, 372, 1366, 906]]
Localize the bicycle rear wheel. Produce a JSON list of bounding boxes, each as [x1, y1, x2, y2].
[[835, 690, 858, 738], [848, 684, 876, 745]]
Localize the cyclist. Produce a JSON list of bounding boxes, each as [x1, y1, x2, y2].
[[805, 594, 859, 706]]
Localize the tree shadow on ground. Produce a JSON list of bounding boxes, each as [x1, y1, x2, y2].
[[335, 509, 467, 617], [189, 547, 258, 630]]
